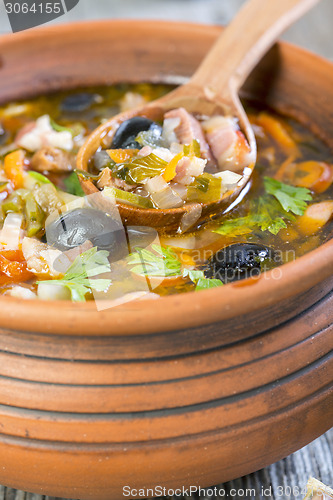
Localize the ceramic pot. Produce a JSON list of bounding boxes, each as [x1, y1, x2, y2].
[[0, 20, 332, 500]]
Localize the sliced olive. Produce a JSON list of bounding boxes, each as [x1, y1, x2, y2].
[[46, 208, 127, 260], [60, 93, 99, 113], [205, 243, 276, 283], [111, 117, 162, 149]]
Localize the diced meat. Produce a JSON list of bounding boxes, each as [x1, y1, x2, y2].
[[22, 237, 63, 279], [164, 108, 213, 162], [97, 168, 132, 191], [31, 146, 74, 173], [174, 156, 206, 185], [16, 115, 73, 152], [202, 116, 252, 172], [137, 146, 153, 157]]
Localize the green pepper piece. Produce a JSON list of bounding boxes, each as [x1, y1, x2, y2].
[[25, 193, 45, 237], [187, 173, 224, 203], [1, 192, 24, 214]]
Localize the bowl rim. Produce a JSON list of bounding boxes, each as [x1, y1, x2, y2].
[[0, 19, 332, 336]]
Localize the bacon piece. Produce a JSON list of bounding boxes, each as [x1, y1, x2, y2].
[[164, 108, 213, 162], [203, 116, 252, 172]]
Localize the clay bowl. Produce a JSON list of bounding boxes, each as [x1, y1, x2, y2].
[[0, 21, 332, 500]]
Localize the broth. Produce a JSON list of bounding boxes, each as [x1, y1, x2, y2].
[[0, 84, 332, 302]]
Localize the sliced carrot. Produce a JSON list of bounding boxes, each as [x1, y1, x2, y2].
[[275, 160, 333, 194], [257, 113, 298, 154], [297, 201, 333, 236], [163, 152, 184, 182], [0, 250, 33, 286], [4, 149, 25, 189], [275, 155, 297, 181], [106, 149, 138, 163]]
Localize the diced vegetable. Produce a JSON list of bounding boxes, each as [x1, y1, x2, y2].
[[256, 112, 298, 153], [36, 247, 112, 302], [276, 160, 333, 194], [0, 212, 24, 250], [0, 249, 33, 286], [183, 139, 201, 158], [297, 201, 333, 235], [24, 193, 45, 237], [33, 183, 63, 215], [187, 173, 224, 203], [107, 148, 138, 163], [4, 149, 25, 189], [1, 192, 24, 214], [103, 186, 153, 208], [125, 153, 167, 183], [150, 185, 183, 209], [163, 152, 184, 182]]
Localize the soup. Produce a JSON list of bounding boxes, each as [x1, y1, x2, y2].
[[0, 84, 332, 302]]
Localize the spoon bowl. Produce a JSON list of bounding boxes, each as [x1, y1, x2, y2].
[[77, 0, 320, 233]]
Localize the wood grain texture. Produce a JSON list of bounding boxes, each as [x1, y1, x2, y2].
[[0, 19, 331, 500]]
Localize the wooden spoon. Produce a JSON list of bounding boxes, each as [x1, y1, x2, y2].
[[77, 0, 320, 234]]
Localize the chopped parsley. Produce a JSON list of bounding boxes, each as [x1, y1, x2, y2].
[[37, 247, 111, 302]]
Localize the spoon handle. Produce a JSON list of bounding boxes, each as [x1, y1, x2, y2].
[[190, 0, 320, 101]]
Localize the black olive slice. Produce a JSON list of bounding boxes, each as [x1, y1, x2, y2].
[[111, 117, 162, 150], [205, 243, 276, 283], [46, 208, 127, 260], [60, 93, 99, 113]]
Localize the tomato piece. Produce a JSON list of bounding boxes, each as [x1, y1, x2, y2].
[[0, 250, 34, 286]]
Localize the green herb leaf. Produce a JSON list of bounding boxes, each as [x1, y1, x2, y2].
[[128, 244, 181, 277], [195, 278, 224, 291], [64, 172, 85, 197], [182, 268, 223, 291], [37, 247, 111, 302], [213, 215, 256, 236], [50, 119, 73, 134], [264, 176, 312, 215]]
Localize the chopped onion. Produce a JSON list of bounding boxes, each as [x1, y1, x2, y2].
[[171, 183, 188, 200], [0, 212, 24, 250], [162, 235, 196, 250], [162, 117, 180, 145], [152, 147, 174, 163], [214, 170, 242, 188], [179, 203, 202, 233], [37, 282, 71, 301], [5, 286, 36, 300], [186, 157, 207, 177], [145, 175, 169, 194], [150, 186, 183, 209]]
